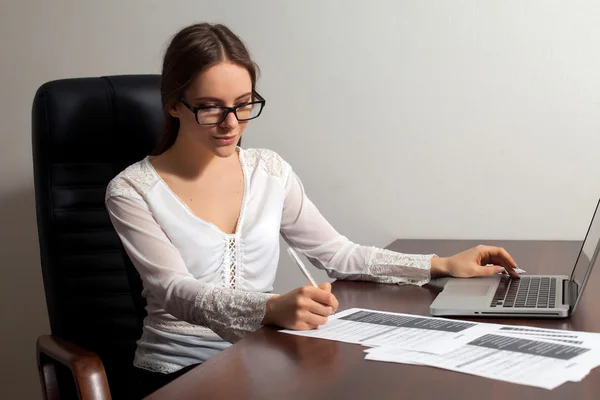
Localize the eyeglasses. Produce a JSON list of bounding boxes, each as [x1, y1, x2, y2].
[[180, 91, 266, 125]]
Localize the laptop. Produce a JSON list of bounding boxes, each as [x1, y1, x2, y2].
[[430, 199, 600, 318]]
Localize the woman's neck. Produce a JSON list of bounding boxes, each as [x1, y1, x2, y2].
[[159, 135, 237, 180]]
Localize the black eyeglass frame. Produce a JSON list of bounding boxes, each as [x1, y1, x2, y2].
[[180, 90, 266, 125]]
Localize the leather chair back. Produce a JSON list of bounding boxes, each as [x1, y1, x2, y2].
[[32, 75, 162, 399]]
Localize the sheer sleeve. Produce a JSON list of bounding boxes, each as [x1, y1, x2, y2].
[[280, 168, 435, 286], [106, 195, 274, 342]]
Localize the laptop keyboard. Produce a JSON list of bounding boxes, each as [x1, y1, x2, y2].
[[490, 276, 557, 308]]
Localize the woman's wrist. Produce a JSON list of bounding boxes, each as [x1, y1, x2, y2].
[[262, 294, 280, 325], [430, 256, 450, 278]]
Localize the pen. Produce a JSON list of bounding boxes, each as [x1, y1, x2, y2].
[[287, 247, 318, 287], [287, 247, 336, 316]]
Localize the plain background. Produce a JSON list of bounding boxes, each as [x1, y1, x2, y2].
[[2, 1, 600, 398]]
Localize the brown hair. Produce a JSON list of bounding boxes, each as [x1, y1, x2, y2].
[[153, 23, 259, 155]]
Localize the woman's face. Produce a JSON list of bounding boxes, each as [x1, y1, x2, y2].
[[171, 61, 253, 158]]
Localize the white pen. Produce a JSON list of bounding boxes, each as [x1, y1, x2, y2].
[[287, 247, 336, 315], [287, 247, 318, 287]]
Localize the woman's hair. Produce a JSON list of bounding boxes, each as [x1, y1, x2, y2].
[[153, 23, 259, 155]]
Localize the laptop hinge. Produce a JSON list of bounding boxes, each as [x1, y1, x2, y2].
[[563, 279, 579, 307]]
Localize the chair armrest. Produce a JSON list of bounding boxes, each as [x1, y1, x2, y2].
[[37, 335, 112, 400]]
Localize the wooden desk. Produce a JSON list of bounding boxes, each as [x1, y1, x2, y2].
[[147, 239, 600, 400]]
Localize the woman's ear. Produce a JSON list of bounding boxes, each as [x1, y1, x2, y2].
[[168, 104, 180, 118]]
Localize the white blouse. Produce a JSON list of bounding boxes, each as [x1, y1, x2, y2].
[[105, 147, 435, 373]]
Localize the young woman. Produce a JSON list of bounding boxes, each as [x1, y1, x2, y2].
[[105, 23, 519, 397]]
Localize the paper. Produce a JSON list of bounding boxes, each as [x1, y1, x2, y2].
[[493, 326, 600, 347], [279, 307, 600, 389], [365, 333, 600, 390], [279, 308, 490, 353]]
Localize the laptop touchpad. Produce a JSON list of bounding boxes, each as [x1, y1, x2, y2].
[[444, 283, 494, 296]]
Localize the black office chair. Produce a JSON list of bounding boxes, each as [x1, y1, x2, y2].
[[32, 75, 163, 400]]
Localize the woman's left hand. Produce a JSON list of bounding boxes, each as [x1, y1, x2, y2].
[[430, 245, 520, 279]]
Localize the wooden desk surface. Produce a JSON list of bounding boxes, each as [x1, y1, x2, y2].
[[147, 239, 600, 400]]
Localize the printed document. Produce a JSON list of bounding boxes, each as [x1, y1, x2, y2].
[[279, 307, 600, 389]]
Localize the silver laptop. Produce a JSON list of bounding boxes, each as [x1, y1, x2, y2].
[[430, 199, 600, 318]]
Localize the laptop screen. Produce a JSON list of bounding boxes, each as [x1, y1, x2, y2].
[[570, 199, 600, 309]]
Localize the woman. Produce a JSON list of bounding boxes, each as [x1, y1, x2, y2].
[[106, 22, 519, 397]]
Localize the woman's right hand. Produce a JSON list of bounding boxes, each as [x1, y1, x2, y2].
[[262, 282, 339, 330]]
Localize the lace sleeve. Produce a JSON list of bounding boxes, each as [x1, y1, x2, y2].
[[280, 168, 434, 286], [106, 195, 273, 342]]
